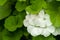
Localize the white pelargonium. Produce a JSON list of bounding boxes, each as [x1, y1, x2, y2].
[[23, 10, 55, 37]]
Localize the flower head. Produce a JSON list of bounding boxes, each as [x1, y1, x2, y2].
[[23, 10, 55, 37]]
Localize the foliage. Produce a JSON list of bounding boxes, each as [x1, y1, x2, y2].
[[0, 0, 60, 40]]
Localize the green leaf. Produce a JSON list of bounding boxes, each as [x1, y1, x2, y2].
[[26, 0, 46, 14], [4, 11, 26, 31], [0, 7, 11, 20], [56, 0, 60, 1], [0, 26, 3, 32], [23, 30, 29, 37], [18, 0, 26, 2], [23, 28, 29, 37], [0, 32, 2, 40], [46, 10, 60, 27], [45, 35, 56, 40], [0, 26, 3, 40], [16, 11, 26, 28], [54, 14, 60, 27], [12, 10, 19, 15], [46, 1, 60, 27], [0, 0, 7, 6], [15, 1, 27, 12], [0, 1, 11, 20], [26, 6, 41, 14], [2, 29, 23, 40], [4, 16, 18, 31], [10, 0, 17, 2], [32, 35, 56, 40], [46, 0, 55, 2]]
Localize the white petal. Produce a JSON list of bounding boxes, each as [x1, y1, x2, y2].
[[44, 14, 50, 19], [39, 21, 46, 27], [52, 28, 60, 36], [27, 25, 34, 33], [23, 19, 30, 27], [39, 10, 45, 18], [38, 28, 44, 34], [45, 20, 52, 26], [38, 19, 46, 27], [29, 19, 35, 26], [47, 26, 55, 33], [46, 20, 52, 26], [33, 18, 43, 26], [26, 11, 29, 14], [52, 30, 59, 36], [44, 14, 52, 26], [25, 15, 30, 19], [31, 27, 43, 36], [28, 15, 37, 25], [41, 29, 50, 37]]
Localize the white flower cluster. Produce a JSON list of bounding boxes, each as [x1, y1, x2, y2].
[[23, 10, 59, 37]]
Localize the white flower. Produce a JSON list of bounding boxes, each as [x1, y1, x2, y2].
[[52, 27, 60, 36], [23, 10, 55, 37], [41, 26, 55, 37]]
